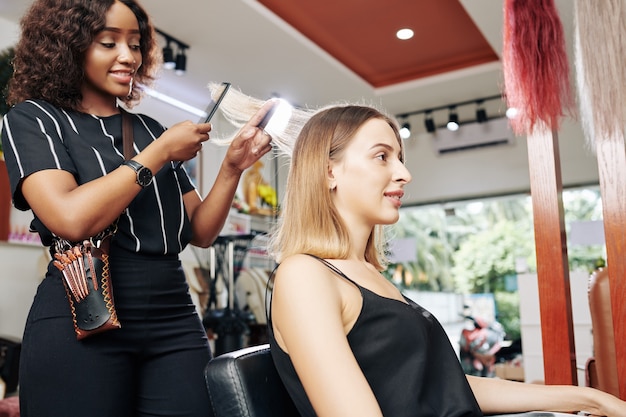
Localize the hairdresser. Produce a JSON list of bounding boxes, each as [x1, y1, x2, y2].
[[0, 0, 273, 416]]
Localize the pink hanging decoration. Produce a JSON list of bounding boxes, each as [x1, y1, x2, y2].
[[502, 0, 574, 135]]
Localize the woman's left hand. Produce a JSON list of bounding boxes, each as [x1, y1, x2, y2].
[[224, 99, 276, 173]]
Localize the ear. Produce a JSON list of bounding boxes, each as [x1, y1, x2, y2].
[[327, 160, 336, 191]]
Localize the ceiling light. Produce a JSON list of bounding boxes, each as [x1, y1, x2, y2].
[[393, 94, 505, 134], [396, 28, 414, 40], [175, 49, 187, 76], [506, 107, 519, 119], [143, 86, 206, 118], [424, 111, 436, 133], [399, 122, 411, 139], [156, 28, 189, 74], [396, 95, 504, 133], [476, 100, 488, 123], [162, 41, 175, 70], [447, 107, 459, 131]]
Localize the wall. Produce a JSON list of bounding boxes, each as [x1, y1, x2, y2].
[[518, 271, 593, 385], [0, 243, 47, 339], [0, 16, 20, 45], [402, 118, 598, 206]]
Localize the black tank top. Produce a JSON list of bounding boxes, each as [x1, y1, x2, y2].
[[269, 256, 483, 416]]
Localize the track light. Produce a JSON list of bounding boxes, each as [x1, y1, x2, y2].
[[506, 107, 519, 119], [447, 107, 459, 131], [476, 100, 488, 123], [162, 40, 175, 70], [175, 49, 187, 75], [156, 28, 189, 75], [394, 94, 505, 134], [399, 122, 411, 139], [424, 111, 436, 133]]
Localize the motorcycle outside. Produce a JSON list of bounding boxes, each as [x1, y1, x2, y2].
[[459, 315, 506, 377]]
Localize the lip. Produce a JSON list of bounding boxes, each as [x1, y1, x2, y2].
[[384, 190, 404, 208], [110, 69, 134, 84]]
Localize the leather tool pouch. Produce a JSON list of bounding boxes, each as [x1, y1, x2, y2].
[[53, 226, 121, 340]]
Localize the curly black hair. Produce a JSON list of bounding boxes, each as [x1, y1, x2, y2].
[[7, 0, 160, 111]]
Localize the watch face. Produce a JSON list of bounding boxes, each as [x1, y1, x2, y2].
[[137, 167, 153, 187]]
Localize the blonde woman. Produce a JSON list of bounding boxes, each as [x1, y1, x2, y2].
[[264, 105, 626, 417]]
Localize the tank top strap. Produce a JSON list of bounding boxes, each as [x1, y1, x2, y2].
[[267, 255, 361, 326], [304, 254, 361, 288]]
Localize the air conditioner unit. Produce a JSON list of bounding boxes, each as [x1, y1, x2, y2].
[[431, 117, 514, 155]]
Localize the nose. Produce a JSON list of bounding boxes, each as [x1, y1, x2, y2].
[[394, 160, 412, 184], [118, 44, 137, 66]]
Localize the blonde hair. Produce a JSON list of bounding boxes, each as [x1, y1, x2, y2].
[[207, 82, 316, 157], [269, 105, 403, 271], [213, 85, 402, 270]]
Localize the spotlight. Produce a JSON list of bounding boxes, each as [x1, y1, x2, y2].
[[396, 28, 414, 40], [175, 49, 187, 75], [162, 41, 175, 70], [506, 107, 519, 119], [156, 28, 189, 74], [476, 100, 488, 123], [399, 122, 411, 139], [424, 111, 436, 133], [393, 94, 504, 135], [447, 107, 459, 131]]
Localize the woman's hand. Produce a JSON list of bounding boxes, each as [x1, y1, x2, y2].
[[184, 100, 276, 247], [160, 120, 212, 164], [223, 99, 276, 174], [590, 388, 626, 417], [469, 376, 626, 417]]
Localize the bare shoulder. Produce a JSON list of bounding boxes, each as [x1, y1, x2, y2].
[[274, 254, 332, 288], [272, 254, 348, 354], [272, 254, 342, 305], [275, 254, 325, 275]]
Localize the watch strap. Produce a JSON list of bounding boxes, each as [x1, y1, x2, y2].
[[123, 160, 143, 173], [122, 160, 152, 188]]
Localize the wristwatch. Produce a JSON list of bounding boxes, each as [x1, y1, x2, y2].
[[123, 160, 153, 188]]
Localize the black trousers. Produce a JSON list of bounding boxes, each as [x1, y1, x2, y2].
[[18, 244, 212, 417]]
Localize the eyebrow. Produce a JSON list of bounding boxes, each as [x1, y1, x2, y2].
[[102, 27, 141, 34], [371, 142, 396, 152], [371, 142, 404, 161]]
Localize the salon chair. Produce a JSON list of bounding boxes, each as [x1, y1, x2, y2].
[[586, 268, 619, 396], [204, 344, 581, 417], [204, 343, 299, 417], [0, 336, 20, 396]]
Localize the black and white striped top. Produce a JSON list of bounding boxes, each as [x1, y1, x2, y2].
[[1, 99, 197, 255]]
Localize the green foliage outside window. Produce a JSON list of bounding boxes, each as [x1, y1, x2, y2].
[[0, 47, 14, 116], [388, 187, 605, 343], [0, 47, 16, 155]]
